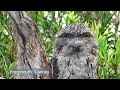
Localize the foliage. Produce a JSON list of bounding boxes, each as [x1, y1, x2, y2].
[[0, 11, 16, 78], [89, 11, 120, 79], [0, 11, 120, 79]]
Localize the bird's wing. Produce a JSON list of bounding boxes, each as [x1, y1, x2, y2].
[[49, 56, 59, 79]]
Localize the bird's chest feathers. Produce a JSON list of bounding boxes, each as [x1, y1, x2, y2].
[[57, 54, 97, 69], [55, 54, 97, 79]]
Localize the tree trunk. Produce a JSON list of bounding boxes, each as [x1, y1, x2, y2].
[[8, 11, 51, 79]]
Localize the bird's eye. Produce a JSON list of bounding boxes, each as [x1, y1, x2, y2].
[[83, 32, 91, 39], [60, 33, 73, 40], [63, 34, 68, 39], [61, 33, 69, 40], [84, 34, 90, 38]]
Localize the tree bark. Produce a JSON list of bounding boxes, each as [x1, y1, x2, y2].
[[8, 11, 51, 79]]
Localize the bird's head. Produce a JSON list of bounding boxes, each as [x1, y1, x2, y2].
[[54, 23, 98, 56]]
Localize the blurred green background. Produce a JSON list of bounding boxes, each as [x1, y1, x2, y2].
[[0, 11, 120, 79]]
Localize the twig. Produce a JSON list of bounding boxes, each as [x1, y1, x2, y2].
[[98, 63, 115, 77]]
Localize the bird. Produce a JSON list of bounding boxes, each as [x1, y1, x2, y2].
[[50, 23, 98, 79]]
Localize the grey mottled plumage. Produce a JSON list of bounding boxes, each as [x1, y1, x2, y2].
[[51, 23, 98, 79]]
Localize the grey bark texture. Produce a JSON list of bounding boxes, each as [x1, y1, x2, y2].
[[51, 23, 98, 79], [8, 11, 51, 79]]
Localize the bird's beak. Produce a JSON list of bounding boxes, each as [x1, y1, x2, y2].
[[67, 37, 84, 48]]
